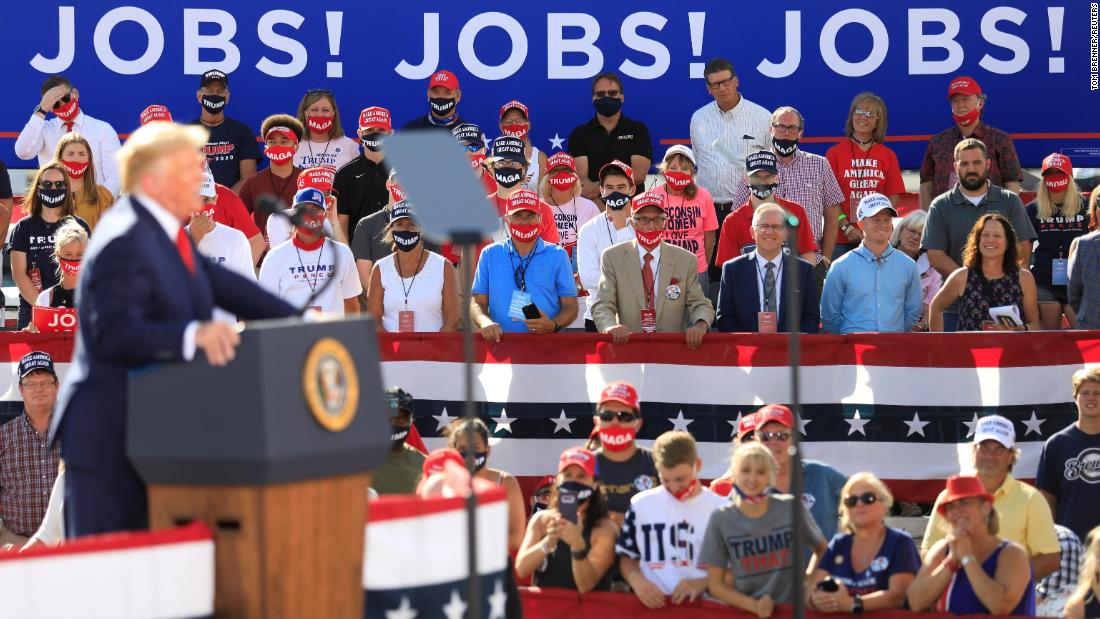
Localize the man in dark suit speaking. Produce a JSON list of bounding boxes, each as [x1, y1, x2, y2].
[[50, 122, 298, 536], [715, 203, 819, 333]]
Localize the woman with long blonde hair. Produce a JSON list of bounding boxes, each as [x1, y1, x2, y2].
[[1026, 152, 1088, 329], [1065, 525, 1100, 618], [53, 132, 114, 230]]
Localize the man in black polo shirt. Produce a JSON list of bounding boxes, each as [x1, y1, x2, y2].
[[567, 72, 652, 199], [190, 70, 261, 193], [401, 70, 464, 131], [334, 106, 392, 241]]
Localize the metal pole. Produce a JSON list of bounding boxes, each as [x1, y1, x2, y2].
[[458, 238, 481, 619], [783, 216, 807, 619]]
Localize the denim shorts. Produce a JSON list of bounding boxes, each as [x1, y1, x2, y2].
[[1036, 283, 1068, 305]]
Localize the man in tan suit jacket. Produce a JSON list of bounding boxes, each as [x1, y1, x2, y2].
[[593, 191, 715, 349]]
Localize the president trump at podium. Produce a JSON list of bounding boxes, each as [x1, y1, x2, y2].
[[49, 122, 298, 537]]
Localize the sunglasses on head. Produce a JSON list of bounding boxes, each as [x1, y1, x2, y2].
[[843, 492, 878, 508], [597, 410, 638, 423], [38, 180, 68, 190], [462, 142, 482, 152], [52, 91, 74, 109], [306, 88, 334, 97]]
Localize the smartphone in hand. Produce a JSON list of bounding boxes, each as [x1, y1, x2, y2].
[[521, 303, 541, 320], [558, 488, 580, 523]]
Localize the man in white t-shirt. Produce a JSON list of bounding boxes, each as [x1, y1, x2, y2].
[[190, 173, 255, 323], [616, 431, 725, 608], [258, 187, 361, 315]]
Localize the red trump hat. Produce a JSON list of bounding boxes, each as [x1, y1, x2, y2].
[[598, 380, 639, 411], [429, 70, 460, 90], [297, 166, 336, 193], [506, 189, 540, 215], [754, 404, 795, 429], [358, 107, 392, 133], [558, 447, 597, 478], [947, 75, 982, 98], [140, 104, 172, 126]]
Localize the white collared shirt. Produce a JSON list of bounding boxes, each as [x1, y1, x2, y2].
[[636, 242, 663, 310], [15, 111, 122, 195], [689, 96, 773, 203], [577, 213, 635, 320], [754, 251, 784, 314]]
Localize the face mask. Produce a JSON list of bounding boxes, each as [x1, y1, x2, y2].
[[61, 159, 89, 180], [594, 96, 622, 118], [38, 188, 67, 208], [1044, 173, 1070, 193], [598, 425, 636, 451], [362, 133, 384, 153], [663, 170, 693, 191], [749, 182, 778, 199], [306, 115, 334, 133], [557, 481, 594, 503], [59, 258, 81, 277], [390, 425, 409, 449], [265, 144, 296, 164], [670, 478, 699, 501], [393, 230, 420, 252], [54, 97, 80, 121], [430, 97, 457, 116], [495, 168, 523, 189], [953, 107, 980, 128], [201, 95, 226, 115], [734, 484, 770, 505], [501, 123, 529, 140], [603, 191, 631, 211], [773, 137, 799, 157], [468, 153, 487, 172], [509, 223, 539, 244], [463, 451, 489, 473], [635, 228, 663, 250], [548, 171, 577, 192]]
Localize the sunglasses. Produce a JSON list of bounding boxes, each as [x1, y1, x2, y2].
[[38, 180, 68, 190], [843, 492, 879, 508], [462, 143, 483, 152], [52, 90, 74, 110], [306, 88, 334, 97], [748, 431, 790, 443], [597, 410, 638, 423], [594, 90, 621, 98]]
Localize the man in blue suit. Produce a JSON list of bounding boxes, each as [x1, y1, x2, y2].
[[49, 122, 298, 537], [716, 203, 819, 333]]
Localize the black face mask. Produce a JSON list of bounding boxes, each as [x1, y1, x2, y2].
[[430, 97, 457, 117], [773, 137, 799, 157], [201, 95, 226, 115], [362, 133, 384, 153], [593, 96, 622, 117], [461, 451, 488, 472], [749, 183, 778, 199], [557, 481, 594, 503], [494, 168, 523, 188], [38, 188, 67, 208], [390, 425, 409, 449], [603, 191, 631, 211], [393, 230, 420, 252]]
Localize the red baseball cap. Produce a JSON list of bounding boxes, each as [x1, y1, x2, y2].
[[631, 191, 666, 214], [297, 166, 336, 193], [736, 413, 758, 440], [754, 404, 794, 429], [499, 99, 529, 119], [533, 475, 556, 492], [264, 125, 299, 145], [1041, 152, 1073, 178], [598, 380, 640, 412], [598, 159, 633, 183], [423, 447, 466, 476], [937, 475, 995, 515], [506, 189, 540, 215], [947, 75, 982, 98], [359, 106, 392, 133], [140, 104, 172, 126], [558, 447, 597, 478], [546, 151, 576, 172], [429, 70, 460, 90]]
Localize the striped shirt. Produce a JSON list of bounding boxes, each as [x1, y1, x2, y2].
[[689, 97, 772, 203], [732, 149, 845, 243], [1, 413, 61, 537]]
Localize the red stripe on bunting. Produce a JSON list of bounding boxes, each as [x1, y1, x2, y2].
[[0, 522, 211, 563], [379, 332, 1100, 369], [367, 488, 507, 522], [0, 332, 76, 363]]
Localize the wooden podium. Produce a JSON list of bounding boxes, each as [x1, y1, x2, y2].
[[127, 317, 389, 619]]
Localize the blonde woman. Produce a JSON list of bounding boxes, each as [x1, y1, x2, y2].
[[35, 220, 88, 311], [53, 132, 114, 229], [537, 151, 599, 249], [293, 88, 359, 170], [891, 210, 942, 330], [700, 442, 826, 617], [808, 472, 919, 613], [1065, 525, 1100, 618], [1026, 153, 1088, 330]]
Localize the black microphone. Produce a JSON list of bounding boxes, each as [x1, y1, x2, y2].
[[257, 194, 304, 226], [256, 194, 341, 317]]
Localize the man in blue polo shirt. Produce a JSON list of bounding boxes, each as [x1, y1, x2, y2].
[[471, 188, 578, 341]]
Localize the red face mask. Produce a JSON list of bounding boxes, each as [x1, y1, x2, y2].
[[952, 107, 980, 128], [669, 478, 699, 501], [1044, 172, 1070, 193], [293, 213, 326, 250], [61, 159, 89, 180], [598, 426, 636, 452], [265, 144, 296, 164], [468, 153, 487, 172], [509, 223, 539, 243], [55, 97, 80, 121], [548, 171, 577, 191], [664, 170, 693, 191], [635, 228, 663, 249], [501, 123, 529, 140], [306, 115, 334, 133], [59, 258, 81, 277]]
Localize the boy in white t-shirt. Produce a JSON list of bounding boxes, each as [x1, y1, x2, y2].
[[616, 430, 726, 608], [190, 173, 256, 323], [258, 187, 361, 316]]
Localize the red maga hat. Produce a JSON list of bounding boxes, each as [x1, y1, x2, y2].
[[558, 447, 597, 478], [598, 380, 639, 411]]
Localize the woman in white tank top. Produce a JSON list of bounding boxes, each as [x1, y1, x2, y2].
[[366, 203, 459, 332]]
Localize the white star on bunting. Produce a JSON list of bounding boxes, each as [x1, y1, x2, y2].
[[548, 133, 564, 150], [491, 408, 516, 434], [432, 407, 456, 432], [668, 410, 694, 432], [551, 409, 576, 434], [385, 596, 418, 619], [845, 410, 870, 436], [487, 579, 508, 619], [442, 589, 467, 619], [727, 412, 744, 437], [1021, 411, 1046, 436], [797, 415, 812, 436], [963, 412, 982, 437], [904, 412, 930, 437]]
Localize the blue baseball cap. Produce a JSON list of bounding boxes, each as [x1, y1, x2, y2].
[[293, 187, 325, 209], [19, 351, 55, 379], [390, 200, 415, 223]]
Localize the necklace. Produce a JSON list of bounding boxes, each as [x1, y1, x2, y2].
[[852, 135, 874, 146], [295, 241, 326, 294], [395, 247, 427, 308], [306, 136, 333, 164]]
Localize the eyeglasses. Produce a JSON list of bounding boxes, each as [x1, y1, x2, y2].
[[771, 123, 802, 134], [533, 489, 553, 501], [843, 492, 879, 508], [20, 380, 57, 390], [594, 90, 621, 98], [757, 431, 791, 443], [853, 108, 879, 119], [754, 224, 784, 232], [707, 77, 735, 90], [38, 181, 68, 190], [632, 216, 667, 227], [306, 88, 334, 97], [597, 410, 638, 423], [52, 90, 74, 110]]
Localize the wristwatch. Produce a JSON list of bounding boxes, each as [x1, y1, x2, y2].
[[852, 595, 864, 615], [552, 319, 561, 333], [33, 105, 47, 117], [570, 545, 589, 560]]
